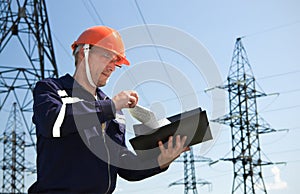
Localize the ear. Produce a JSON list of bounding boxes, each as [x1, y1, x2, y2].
[[75, 48, 85, 67], [78, 48, 85, 60]]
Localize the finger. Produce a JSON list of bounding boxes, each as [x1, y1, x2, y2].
[[130, 91, 138, 99], [175, 135, 181, 150], [158, 141, 165, 155], [168, 136, 173, 150], [129, 95, 137, 105], [135, 92, 139, 103], [174, 135, 186, 156], [181, 136, 187, 146], [128, 91, 137, 100]]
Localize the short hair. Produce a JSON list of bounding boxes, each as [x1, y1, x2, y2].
[[73, 45, 82, 66]]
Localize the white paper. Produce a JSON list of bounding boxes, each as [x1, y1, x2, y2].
[[129, 104, 171, 129]]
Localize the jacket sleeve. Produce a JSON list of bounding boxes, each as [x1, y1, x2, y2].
[[116, 147, 168, 181], [33, 79, 116, 138]]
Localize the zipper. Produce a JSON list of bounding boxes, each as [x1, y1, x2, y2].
[[102, 122, 111, 194]]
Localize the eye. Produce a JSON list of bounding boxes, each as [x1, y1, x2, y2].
[[101, 52, 112, 60], [111, 56, 121, 64], [101, 52, 121, 66]]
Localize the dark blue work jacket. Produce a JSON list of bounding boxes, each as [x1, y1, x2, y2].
[[28, 74, 165, 193]]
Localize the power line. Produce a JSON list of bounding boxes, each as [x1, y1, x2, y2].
[[285, 159, 300, 164], [82, 0, 98, 24], [51, 31, 73, 62], [257, 69, 300, 80], [133, 0, 175, 88], [268, 148, 300, 156], [87, 0, 105, 25], [278, 88, 300, 95], [136, 84, 300, 116], [289, 126, 300, 131], [241, 20, 300, 39], [137, 83, 300, 115], [81, 0, 105, 25], [262, 104, 300, 113], [125, 0, 176, 107]]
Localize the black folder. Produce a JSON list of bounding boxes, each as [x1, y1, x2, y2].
[[129, 107, 212, 159]]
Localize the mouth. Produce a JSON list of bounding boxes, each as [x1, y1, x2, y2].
[[101, 72, 110, 78]]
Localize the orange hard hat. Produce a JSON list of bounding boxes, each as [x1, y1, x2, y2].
[[71, 26, 129, 66]]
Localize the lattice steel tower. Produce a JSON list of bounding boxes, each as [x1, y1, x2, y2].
[[2, 102, 25, 193], [213, 38, 278, 194], [0, 0, 58, 144], [0, 0, 58, 190], [169, 148, 212, 194]]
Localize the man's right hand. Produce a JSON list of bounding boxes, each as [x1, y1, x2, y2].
[[112, 90, 139, 110]]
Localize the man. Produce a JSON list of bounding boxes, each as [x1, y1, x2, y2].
[[28, 26, 188, 193]]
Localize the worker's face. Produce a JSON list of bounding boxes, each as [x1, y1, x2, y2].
[[88, 47, 121, 87]]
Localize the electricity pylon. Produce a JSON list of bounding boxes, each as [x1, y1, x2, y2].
[[212, 38, 284, 194], [1, 102, 25, 193], [169, 148, 212, 194], [0, 0, 58, 191], [0, 0, 58, 146]]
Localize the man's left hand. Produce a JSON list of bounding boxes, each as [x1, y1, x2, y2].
[[157, 135, 190, 169]]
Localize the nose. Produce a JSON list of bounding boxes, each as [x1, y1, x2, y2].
[[106, 62, 116, 72]]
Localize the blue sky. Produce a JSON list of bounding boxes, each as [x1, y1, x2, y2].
[[1, 0, 300, 193]]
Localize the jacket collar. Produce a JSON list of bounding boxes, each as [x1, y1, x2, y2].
[[60, 74, 108, 100]]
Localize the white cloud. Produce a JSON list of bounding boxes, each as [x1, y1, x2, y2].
[[265, 166, 287, 191]]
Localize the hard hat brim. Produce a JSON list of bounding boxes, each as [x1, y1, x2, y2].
[[118, 57, 130, 66], [71, 43, 130, 66]]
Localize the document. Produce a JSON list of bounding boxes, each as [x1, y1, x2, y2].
[[129, 104, 171, 129]]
